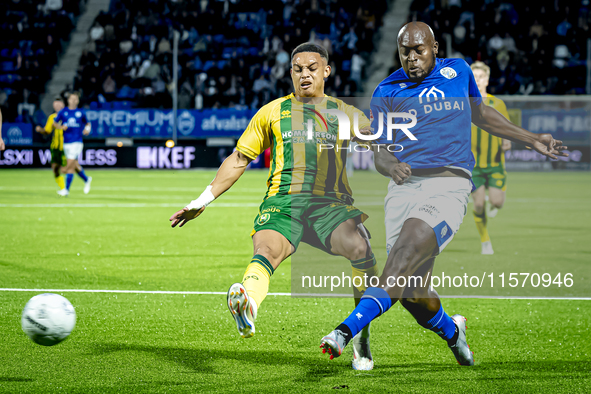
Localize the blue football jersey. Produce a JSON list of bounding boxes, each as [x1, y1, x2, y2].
[[371, 58, 482, 176], [55, 108, 88, 143]]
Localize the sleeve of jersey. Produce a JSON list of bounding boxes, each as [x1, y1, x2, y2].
[[54, 111, 63, 124], [236, 106, 272, 160], [81, 110, 88, 124], [370, 87, 390, 145], [466, 65, 483, 108], [44, 114, 55, 132]]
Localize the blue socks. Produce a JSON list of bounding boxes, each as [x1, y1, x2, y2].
[[338, 287, 392, 344], [65, 174, 74, 190], [337, 291, 458, 346], [77, 169, 88, 182], [418, 305, 458, 344]]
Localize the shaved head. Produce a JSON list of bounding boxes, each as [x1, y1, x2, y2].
[[397, 22, 435, 43], [397, 22, 438, 80]]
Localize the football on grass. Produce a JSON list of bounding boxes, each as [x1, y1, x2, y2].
[[21, 293, 76, 346]]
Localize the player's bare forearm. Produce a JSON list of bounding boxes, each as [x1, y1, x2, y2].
[[473, 103, 567, 159], [374, 146, 399, 177], [373, 146, 411, 184], [210, 150, 252, 197], [472, 104, 538, 146]]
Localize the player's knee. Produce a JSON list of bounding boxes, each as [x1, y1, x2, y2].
[[384, 243, 423, 277], [340, 237, 367, 261], [490, 197, 505, 209], [473, 201, 485, 213], [254, 243, 287, 266]]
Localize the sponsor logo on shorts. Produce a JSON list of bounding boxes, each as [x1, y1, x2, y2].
[[257, 213, 271, 225], [329, 202, 356, 212], [418, 204, 440, 216], [441, 225, 448, 238]]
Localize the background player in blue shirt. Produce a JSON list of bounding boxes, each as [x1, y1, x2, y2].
[[54, 92, 92, 196], [321, 22, 567, 367]]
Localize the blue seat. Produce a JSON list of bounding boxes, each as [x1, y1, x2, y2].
[[203, 60, 216, 71], [0, 61, 15, 72]]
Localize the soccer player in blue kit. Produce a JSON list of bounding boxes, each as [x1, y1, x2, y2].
[[320, 22, 567, 366], [53, 92, 92, 196]]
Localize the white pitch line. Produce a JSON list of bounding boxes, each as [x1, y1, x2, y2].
[[0, 288, 289, 296], [0, 201, 385, 208], [0, 288, 589, 300]]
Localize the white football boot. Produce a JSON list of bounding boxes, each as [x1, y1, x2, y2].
[[227, 282, 257, 338], [449, 314, 474, 366], [320, 329, 350, 360], [57, 189, 69, 197], [83, 176, 92, 194], [351, 326, 374, 370], [481, 241, 494, 255]]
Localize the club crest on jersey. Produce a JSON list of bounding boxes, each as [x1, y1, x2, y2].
[[257, 213, 270, 225], [326, 113, 338, 123], [440, 67, 457, 79]]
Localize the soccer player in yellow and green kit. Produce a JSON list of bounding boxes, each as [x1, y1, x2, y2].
[[36, 96, 68, 196], [170, 43, 380, 370], [470, 61, 512, 254]]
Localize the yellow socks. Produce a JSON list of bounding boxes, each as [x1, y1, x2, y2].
[[350, 253, 380, 301], [242, 254, 274, 309], [473, 210, 490, 243], [55, 175, 65, 190]]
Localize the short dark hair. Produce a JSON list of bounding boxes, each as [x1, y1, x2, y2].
[[53, 95, 64, 102], [291, 42, 329, 63]]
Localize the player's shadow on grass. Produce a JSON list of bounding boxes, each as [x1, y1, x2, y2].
[[0, 377, 34, 382], [92, 342, 342, 379]]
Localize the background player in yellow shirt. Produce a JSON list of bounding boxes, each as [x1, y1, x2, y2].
[[36, 96, 67, 196], [170, 43, 380, 370], [0, 108, 4, 151], [470, 61, 512, 255]]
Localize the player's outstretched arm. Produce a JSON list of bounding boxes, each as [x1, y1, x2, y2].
[[170, 150, 252, 228], [472, 103, 568, 160], [373, 145, 411, 185]]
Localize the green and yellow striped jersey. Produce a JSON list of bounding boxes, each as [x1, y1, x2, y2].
[[471, 94, 510, 168], [45, 113, 64, 151], [236, 93, 370, 201]]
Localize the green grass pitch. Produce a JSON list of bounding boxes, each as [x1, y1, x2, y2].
[[0, 169, 590, 393]]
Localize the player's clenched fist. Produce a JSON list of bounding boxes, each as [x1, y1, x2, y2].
[[390, 162, 411, 185]]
